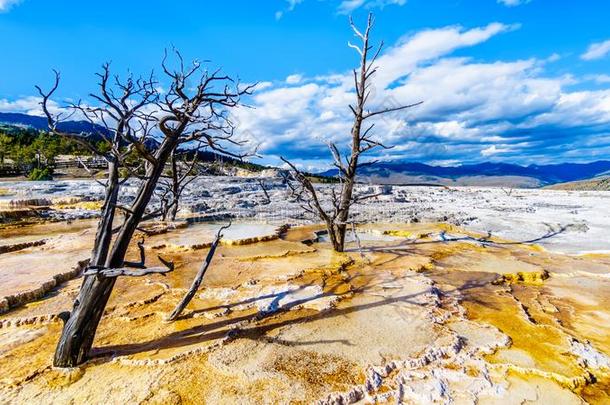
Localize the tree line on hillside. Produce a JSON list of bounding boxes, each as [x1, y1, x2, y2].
[[0, 125, 110, 179], [0, 123, 338, 183]]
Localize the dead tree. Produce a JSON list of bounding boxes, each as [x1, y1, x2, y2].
[[157, 147, 202, 221], [256, 178, 271, 204], [167, 222, 231, 321], [282, 13, 421, 252], [500, 187, 514, 197], [37, 50, 252, 367]]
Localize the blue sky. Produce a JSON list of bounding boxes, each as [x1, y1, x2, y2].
[[1, 0, 610, 169]]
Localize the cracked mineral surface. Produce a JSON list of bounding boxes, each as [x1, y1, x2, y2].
[[0, 181, 609, 404]]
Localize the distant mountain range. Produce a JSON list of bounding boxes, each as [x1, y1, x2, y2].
[[0, 112, 110, 136], [3, 112, 610, 187], [321, 160, 610, 188]]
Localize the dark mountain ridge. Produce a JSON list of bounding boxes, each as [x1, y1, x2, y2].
[[3, 111, 609, 186], [321, 160, 610, 186]]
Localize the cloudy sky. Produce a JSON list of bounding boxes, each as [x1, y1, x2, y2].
[[1, 0, 610, 170]]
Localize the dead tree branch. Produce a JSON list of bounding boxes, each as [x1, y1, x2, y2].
[[167, 221, 231, 321], [257, 178, 271, 204], [83, 255, 174, 277], [122, 238, 146, 268]]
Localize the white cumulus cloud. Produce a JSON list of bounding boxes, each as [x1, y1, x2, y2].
[[0, 96, 48, 116], [581, 39, 610, 61], [337, 0, 407, 14], [286, 74, 303, 84], [497, 0, 531, 6], [0, 0, 21, 12], [229, 21, 610, 168]]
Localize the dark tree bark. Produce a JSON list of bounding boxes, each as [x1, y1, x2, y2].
[[38, 51, 253, 367], [282, 13, 421, 252], [257, 178, 271, 205], [37, 66, 158, 366], [53, 138, 176, 366]]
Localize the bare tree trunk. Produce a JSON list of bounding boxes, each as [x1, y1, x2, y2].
[[53, 276, 117, 366], [168, 151, 180, 221], [53, 159, 120, 366], [334, 223, 347, 252], [53, 144, 174, 366], [168, 202, 179, 222], [326, 221, 343, 252]]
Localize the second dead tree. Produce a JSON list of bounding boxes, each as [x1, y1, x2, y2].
[[282, 13, 421, 252]]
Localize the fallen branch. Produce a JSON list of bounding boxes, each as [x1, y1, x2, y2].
[[167, 221, 231, 321], [83, 265, 173, 278]]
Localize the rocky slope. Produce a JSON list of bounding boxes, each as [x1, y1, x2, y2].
[[546, 176, 610, 191]]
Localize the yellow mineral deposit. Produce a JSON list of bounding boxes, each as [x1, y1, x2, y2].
[[0, 221, 608, 404]]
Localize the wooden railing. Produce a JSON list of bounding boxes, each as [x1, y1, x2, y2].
[[54, 158, 107, 170]]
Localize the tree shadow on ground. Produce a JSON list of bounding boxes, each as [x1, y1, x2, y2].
[[347, 224, 575, 267], [90, 224, 571, 362], [90, 273, 488, 361], [362, 223, 573, 251]]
